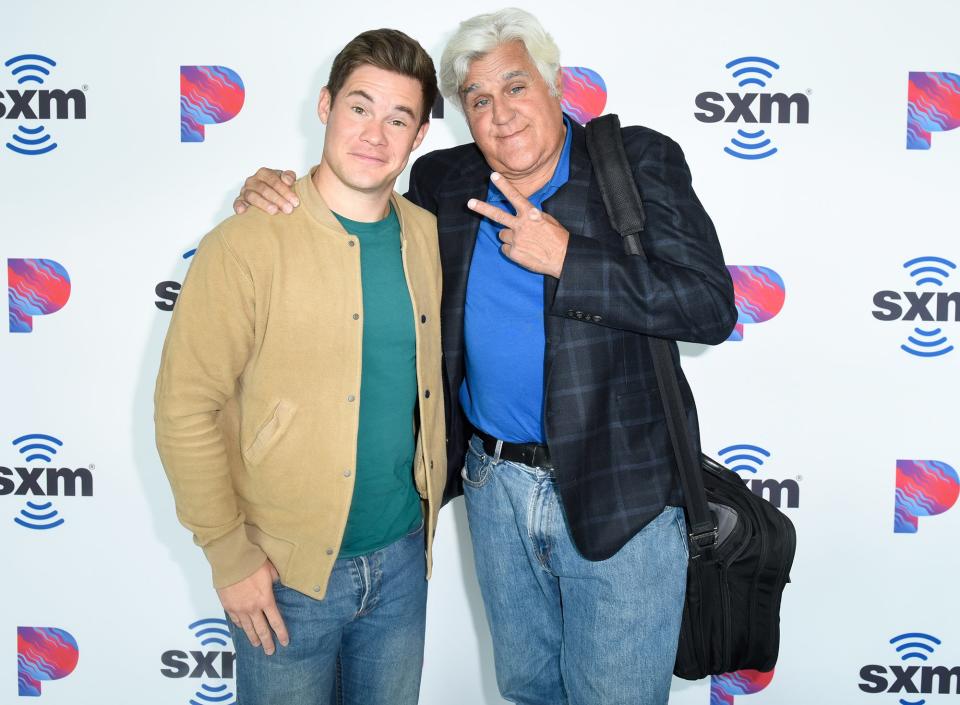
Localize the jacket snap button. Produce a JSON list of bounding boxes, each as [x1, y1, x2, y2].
[[343, 469, 352, 477], [348, 240, 355, 247], [325, 548, 334, 555], [421, 314, 427, 323], [352, 313, 359, 320], [347, 394, 355, 402], [313, 585, 322, 592], [424, 389, 430, 399]]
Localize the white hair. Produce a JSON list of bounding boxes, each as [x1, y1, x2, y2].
[[439, 8, 561, 110]]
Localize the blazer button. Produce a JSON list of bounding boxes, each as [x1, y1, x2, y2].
[[592, 315, 602, 322], [575, 311, 584, 319], [325, 548, 334, 555], [353, 313, 359, 320], [313, 585, 322, 592], [430, 460, 434, 469], [343, 469, 352, 477], [421, 314, 427, 323], [424, 389, 430, 399], [348, 240, 355, 247], [566, 309, 575, 317], [347, 394, 355, 402]]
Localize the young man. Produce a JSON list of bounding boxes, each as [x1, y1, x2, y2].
[[154, 29, 446, 705]]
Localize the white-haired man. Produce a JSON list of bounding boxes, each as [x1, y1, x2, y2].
[[234, 9, 736, 704]]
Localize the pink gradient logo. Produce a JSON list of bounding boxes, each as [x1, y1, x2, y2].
[[560, 67, 607, 125], [726, 265, 786, 341], [711, 669, 775, 705], [17, 627, 79, 696], [7, 258, 71, 333], [180, 66, 245, 143], [894, 459, 959, 533], [907, 72, 960, 149]]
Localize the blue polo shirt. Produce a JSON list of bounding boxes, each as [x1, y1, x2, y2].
[[459, 118, 572, 443]]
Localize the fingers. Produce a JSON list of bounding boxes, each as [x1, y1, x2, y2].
[[467, 197, 517, 227], [490, 172, 533, 213], [239, 614, 262, 649], [237, 167, 300, 215], [497, 228, 514, 246], [250, 611, 277, 655], [263, 599, 290, 647]]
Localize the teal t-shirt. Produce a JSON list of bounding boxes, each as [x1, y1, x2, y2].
[[334, 205, 422, 558]]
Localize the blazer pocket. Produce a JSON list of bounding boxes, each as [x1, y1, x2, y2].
[[243, 400, 297, 466]]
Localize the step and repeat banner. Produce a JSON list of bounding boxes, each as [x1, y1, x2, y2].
[[4, 1, 959, 703]]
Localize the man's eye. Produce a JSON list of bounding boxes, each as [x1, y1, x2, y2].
[[509, 85, 525, 95], [351, 106, 365, 115], [473, 98, 489, 109], [390, 119, 407, 127]]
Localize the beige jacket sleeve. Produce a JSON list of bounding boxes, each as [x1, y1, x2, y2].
[[154, 228, 266, 588]]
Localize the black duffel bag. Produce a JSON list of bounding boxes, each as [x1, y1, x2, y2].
[[586, 114, 797, 680], [673, 454, 796, 678]]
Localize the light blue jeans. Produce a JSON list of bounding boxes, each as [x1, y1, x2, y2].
[[228, 522, 427, 705], [463, 435, 688, 705]]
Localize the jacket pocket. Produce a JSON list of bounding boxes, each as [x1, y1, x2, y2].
[[243, 399, 297, 466]]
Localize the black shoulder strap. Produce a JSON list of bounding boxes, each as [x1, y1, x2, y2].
[[585, 114, 716, 552]]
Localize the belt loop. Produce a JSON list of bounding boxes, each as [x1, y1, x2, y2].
[[494, 439, 503, 463]]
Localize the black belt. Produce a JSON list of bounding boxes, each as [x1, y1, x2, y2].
[[475, 429, 553, 468]]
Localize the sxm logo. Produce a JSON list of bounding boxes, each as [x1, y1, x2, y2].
[[1, 434, 94, 530], [8, 258, 71, 333], [718, 444, 799, 509], [695, 56, 809, 160], [161, 618, 236, 705], [560, 67, 607, 125], [894, 460, 959, 534], [725, 265, 786, 342], [181, 66, 245, 143], [18, 627, 79, 697], [155, 247, 197, 311], [860, 633, 960, 704], [907, 72, 960, 150], [1, 54, 86, 156], [872, 256, 959, 358], [711, 669, 775, 705]]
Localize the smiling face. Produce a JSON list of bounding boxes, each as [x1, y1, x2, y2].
[[316, 63, 429, 198], [460, 41, 566, 193]]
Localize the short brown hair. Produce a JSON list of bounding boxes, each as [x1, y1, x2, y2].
[[327, 29, 438, 126]]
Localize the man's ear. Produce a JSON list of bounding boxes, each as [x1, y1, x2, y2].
[[553, 69, 563, 99], [317, 87, 332, 124], [412, 120, 430, 152]]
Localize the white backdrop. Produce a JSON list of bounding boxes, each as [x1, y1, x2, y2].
[[4, 1, 960, 704]]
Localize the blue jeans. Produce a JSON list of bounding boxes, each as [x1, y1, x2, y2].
[[463, 435, 688, 705], [228, 523, 427, 705]]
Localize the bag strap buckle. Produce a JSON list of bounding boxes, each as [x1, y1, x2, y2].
[[688, 526, 718, 559]]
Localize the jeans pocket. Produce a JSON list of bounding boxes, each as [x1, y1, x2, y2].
[[461, 444, 491, 489]]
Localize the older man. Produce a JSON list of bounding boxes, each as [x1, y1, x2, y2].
[[235, 9, 736, 704]]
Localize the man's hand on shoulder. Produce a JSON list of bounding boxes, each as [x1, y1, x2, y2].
[[234, 168, 300, 216], [218, 559, 290, 655]]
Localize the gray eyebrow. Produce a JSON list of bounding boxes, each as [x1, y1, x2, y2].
[[460, 70, 532, 96]]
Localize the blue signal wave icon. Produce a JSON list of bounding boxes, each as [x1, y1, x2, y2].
[[890, 633, 941, 705], [4, 54, 60, 156], [725, 56, 780, 88], [190, 618, 232, 647], [900, 256, 956, 358], [5, 54, 56, 85], [903, 256, 956, 287], [718, 444, 771, 474], [189, 618, 236, 705], [11, 434, 65, 530], [13, 433, 63, 463], [191, 683, 235, 705], [724, 129, 778, 160], [14, 500, 64, 530]]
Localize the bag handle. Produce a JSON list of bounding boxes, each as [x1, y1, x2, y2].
[[585, 114, 717, 553]]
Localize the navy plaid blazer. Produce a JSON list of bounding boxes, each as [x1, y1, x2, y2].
[[406, 118, 737, 560]]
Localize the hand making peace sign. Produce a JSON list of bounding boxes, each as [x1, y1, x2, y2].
[[467, 172, 570, 279]]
